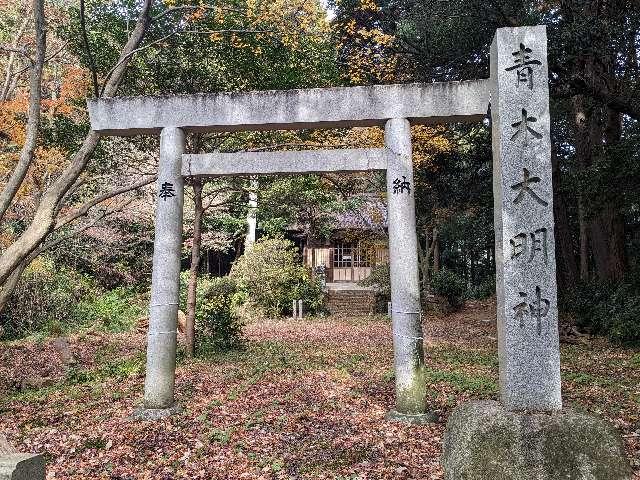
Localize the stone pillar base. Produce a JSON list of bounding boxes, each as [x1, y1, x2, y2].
[[0, 454, 45, 480], [442, 400, 632, 480], [132, 403, 183, 421], [386, 410, 439, 425]]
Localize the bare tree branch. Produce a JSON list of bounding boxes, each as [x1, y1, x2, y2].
[[0, 0, 46, 222], [1, 17, 30, 101], [80, 0, 99, 97], [152, 5, 243, 21], [13, 41, 68, 76], [99, 28, 271, 94], [0, 199, 133, 311], [55, 175, 156, 230], [0, 44, 29, 57], [46, 198, 134, 252], [99, 31, 176, 94], [0, 0, 155, 286], [180, 29, 273, 35]]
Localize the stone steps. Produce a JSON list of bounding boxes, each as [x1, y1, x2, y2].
[[326, 290, 376, 315]]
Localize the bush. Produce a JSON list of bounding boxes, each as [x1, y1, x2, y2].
[[359, 263, 390, 297], [358, 263, 390, 313], [466, 274, 496, 300], [431, 269, 467, 310], [180, 273, 243, 353], [230, 237, 324, 317], [75, 287, 145, 333], [0, 258, 94, 339], [562, 278, 640, 345]]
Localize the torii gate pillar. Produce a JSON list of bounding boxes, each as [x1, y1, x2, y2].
[[385, 118, 432, 422], [140, 127, 185, 415]]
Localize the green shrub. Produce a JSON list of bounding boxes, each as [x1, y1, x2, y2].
[[230, 237, 324, 317], [75, 287, 144, 333], [0, 258, 94, 339], [180, 273, 244, 353], [359, 263, 390, 297], [431, 269, 467, 310], [466, 274, 496, 300], [563, 278, 640, 345], [358, 263, 390, 313]]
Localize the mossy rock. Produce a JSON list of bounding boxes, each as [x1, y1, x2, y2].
[[442, 400, 632, 480], [0, 454, 45, 480]]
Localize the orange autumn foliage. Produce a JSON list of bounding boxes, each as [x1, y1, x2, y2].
[[334, 0, 397, 85], [0, 65, 90, 233]]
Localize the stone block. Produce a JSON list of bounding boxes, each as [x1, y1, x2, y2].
[[182, 148, 390, 177], [491, 25, 561, 411], [0, 454, 45, 480], [442, 400, 632, 480]]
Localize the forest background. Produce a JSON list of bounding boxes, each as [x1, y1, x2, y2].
[[1, 0, 639, 346]]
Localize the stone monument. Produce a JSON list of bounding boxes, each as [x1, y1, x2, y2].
[[441, 25, 631, 480]]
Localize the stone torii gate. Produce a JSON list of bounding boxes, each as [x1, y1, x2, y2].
[[88, 26, 553, 421], [90, 77, 490, 422], [87, 25, 631, 478]]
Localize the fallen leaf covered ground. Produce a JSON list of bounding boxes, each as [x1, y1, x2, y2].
[[1, 299, 639, 479]]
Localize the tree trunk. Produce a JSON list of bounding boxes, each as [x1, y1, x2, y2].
[[0, 0, 153, 289], [590, 204, 625, 281], [566, 1, 627, 283], [433, 227, 440, 273], [590, 107, 625, 282], [0, 261, 27, 313], [551, 148, 578, 290], [577, 103, 626, 283], [186, 181, 203, 357], [578, 198, 589, 281], [571, 95, 593, 282], [417, 228, 430, 295]]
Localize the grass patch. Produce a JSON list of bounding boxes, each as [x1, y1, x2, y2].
[[297, 445, 371, 475], [424, 368, 497, 395], [200, 340, 319, 382], [336, 353, 367, 373], [563, 371, 618, 388], [75, 288, 145, 334], [4, 384, 60, 403], [381, 366, 497, 396], [66, 355, 144, 385], [207, 427, 235, 445], [5, 355, 144, 404], [431, 346, 498, 368]]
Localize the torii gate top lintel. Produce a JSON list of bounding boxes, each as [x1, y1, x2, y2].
[[87, 79, 490, 136]]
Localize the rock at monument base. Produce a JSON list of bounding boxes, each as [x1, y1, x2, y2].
[[0, 454, 45, 480], [442, 400, 632, 480]]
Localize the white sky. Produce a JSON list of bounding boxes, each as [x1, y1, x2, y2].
[[319, 0, 336, 20]]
